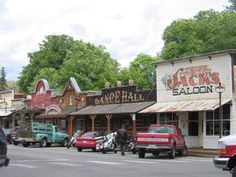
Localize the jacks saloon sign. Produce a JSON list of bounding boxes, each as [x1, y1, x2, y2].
[[162, 65, 220, 96]]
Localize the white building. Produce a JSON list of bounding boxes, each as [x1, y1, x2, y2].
[[140, 49, 236, 149]]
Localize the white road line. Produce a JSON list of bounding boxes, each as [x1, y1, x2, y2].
[[10, 163, 38, 168], [12, 159, 68, 163], [88, 161, 124, 165], [123, 160, 159, 164], [154, 160, 188, 163], [49, 162, 81, 167]]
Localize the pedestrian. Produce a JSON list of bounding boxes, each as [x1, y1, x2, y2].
[[116, 124, 128, 156]]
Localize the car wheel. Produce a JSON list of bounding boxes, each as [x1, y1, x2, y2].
[[232, 165, 236, 177], [62, 138, 68, 147], [23, 142, 29, 147], [179, 145, 188, 157], [13, 141, 19, 146], [152, 152, 160, 157], [40, 138, 47, 147], [168, 145, 176, 159], [138, 149, 145, 158], [77, 147, 82, 152]]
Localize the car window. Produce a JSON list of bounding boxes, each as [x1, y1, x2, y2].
[[149, 126, 174, 134], [82, 132, 97, 138]]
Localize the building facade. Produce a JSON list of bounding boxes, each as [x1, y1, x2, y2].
[[141, 50, 236, 149]]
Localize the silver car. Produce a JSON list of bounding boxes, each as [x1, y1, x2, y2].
[[0, 127, 10, 167]]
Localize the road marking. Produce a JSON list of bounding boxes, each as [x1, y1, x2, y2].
[[154, 160, 188, 163], [12, 159, 68, 163], [123, 160, 159, 164], [49, 162, 81, 167], [88, 161, 124, 165], [10, 163, 37, 168]]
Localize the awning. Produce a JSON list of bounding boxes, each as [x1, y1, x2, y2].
[[70, 102, 155, 115], [0, 110, 13, 117], [139, 99, 231, 113], [36, 107, 76, 119]]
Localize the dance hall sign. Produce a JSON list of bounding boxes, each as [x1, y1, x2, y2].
[[162, 65, 220, 96], [94, 86, 145, 105]]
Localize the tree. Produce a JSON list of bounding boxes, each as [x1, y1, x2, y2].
[[128, 54, 160, 90], [161, 10, 236, 60], [226, 0, 236, 11], [0, 67, 7, 91], [17, 35, 121, 93]]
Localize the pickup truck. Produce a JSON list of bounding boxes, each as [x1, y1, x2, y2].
[[136, 124, 187, 159], [14, 122, 69, 148], [213, 135, 236, 177]]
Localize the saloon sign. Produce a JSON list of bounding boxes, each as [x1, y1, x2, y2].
[[162, 65, 220, 96]]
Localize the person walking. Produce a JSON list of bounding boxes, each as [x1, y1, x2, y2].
[[116, 124, 128, 156]]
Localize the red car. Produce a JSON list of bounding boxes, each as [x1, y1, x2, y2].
[[75, 131, 103, 152]]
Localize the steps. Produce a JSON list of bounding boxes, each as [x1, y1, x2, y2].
[[188, 148, 217, 158]]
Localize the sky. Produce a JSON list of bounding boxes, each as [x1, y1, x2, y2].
[[0, 0, 230, 81]]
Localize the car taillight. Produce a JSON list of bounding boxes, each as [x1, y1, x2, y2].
[[217, 141, 227, 155]]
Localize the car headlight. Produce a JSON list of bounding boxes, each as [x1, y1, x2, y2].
[[217, 141, 227, 154]]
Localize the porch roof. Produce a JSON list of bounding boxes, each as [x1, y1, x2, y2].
[[70, 101, 155, 115], [139, 99, 231, 113]]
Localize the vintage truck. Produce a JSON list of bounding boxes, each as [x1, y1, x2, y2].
[[213, 135, 236, 177], [13, 122, 69, 147], [136, 124, 187, 159]]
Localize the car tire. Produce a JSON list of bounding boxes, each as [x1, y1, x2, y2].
[[77, 147, 82, 152], [62, 138, 68, 147], [23, 142, 29, 147], [179, 145, 188, 157], [232, 165, 236, 177], [40, 138, 47, 147], [138, 149, 145, 158], [168, 145, 176, 159], [13, 141, 19, 146]]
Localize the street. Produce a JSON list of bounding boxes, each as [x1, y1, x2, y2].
[[0, 144, 229, 177]]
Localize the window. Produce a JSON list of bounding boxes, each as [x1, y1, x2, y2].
[[188, 112, 198, 136], [160, 113, 179, 127], [69, 95, 74, 106], [206, 104, 230, 136]]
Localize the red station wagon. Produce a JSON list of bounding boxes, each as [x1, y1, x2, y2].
[[75, 132, 103, 152]]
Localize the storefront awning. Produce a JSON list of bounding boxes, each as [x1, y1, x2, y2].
[[139, 99, 231, 113], [71, 102, 155, 115]]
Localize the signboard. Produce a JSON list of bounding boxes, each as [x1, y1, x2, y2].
[[162, 65, 220, 96]]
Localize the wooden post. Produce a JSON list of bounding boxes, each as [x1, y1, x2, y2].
[[90, 115, 96, 131], [105, 114, 112, 133], [132, 113, 136, 137]]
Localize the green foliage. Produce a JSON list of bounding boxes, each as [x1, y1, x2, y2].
[[226, 0, 236, 11], [129, 54, 160, 90], [0, 67, 7, 91], [161, 10, 236, 60], [17, 35, 121, 93]]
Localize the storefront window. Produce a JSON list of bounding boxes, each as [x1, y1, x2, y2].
[[206, 104, 230, 136], [160, 113, 179, 127], [188, 112, 198, 136]]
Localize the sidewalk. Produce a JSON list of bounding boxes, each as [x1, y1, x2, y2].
[[188, 148, 217, 158]]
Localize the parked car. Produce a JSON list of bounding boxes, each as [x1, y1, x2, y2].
[[136, 124, 187, 159], [75, 131, 104, 152], [0, 127, 10, 167], [213, 135, 236, 177]]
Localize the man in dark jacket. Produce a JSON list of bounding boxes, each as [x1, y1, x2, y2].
[[117, 124, 128, 156]]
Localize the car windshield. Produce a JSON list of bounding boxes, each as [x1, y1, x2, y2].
[[82, 132, 98, 138], [149, 126, 174, 134]]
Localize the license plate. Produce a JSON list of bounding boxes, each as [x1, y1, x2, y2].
[[82, 140, 87, 143], [148, 145, 156, 148]]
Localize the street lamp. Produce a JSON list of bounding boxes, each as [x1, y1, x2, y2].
[[215, 82, 225, 139]]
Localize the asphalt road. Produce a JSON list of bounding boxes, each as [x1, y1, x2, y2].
[[0, 144, 230, 177]]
